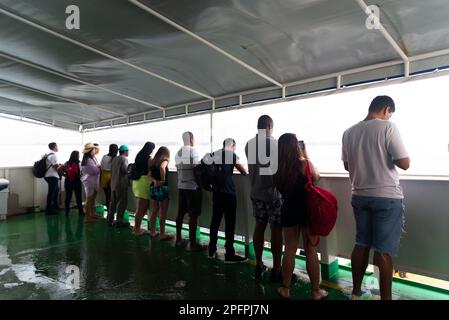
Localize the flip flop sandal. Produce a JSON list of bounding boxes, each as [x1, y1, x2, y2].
[[134, 229, 150, 236], [159, 235, 174, 241], [312, 289, 329, 300], [277, 287, 291, 300]]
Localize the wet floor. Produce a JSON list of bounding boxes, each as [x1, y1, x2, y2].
[[0, 212, 447, 300]]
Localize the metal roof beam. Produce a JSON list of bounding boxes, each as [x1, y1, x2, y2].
[[0, 51, 163, 111], [0, 78, 125, 118], [162, 46, 449, 109], [356, 0, 410, 77], [0, 109, 81, 128], [0, 90, 94, 122], [129, 0, 283, 88], [0, 7, 212, 101]]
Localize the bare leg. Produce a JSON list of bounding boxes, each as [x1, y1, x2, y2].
[[159, 198, 171, 239], [134, 197, 141, 231], [351, 244, 371, 299], [302, 228, 328, 300], [92, 191, 100, 219], [373, 251, 393, 300], [277, 226, 300, 299], [253, 221, 267, 267], [150, 200, 160, 235], [270, 224, 283, 273], [133, 197, 141, 232], [133, 198, 149, 234], [84, 196, 92, 220], [85, 192, 98, 223]]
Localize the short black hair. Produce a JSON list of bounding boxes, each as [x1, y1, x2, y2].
[[48, 142, 57, 150], [369, 95, 395, 113], [223, 138, 236, 148], [182, 131, 193, 145], [108, 144, 119, 157], [257, 115, 273, 129]]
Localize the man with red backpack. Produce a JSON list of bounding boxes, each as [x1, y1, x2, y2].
[[63, 151, 84, 216]]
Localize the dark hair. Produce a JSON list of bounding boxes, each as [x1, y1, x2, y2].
[[274, 133, 304, 194], [68, 151, 80, 163], [257, 115, 273, 130], [223, 138, 236, 148], [108, 144, 119, 157], [135, 142, 156, 163], [182, 131, 193, 145], [151, 146, 170, 168], [369, 95, 395, 113], [81, 151, 94, 166], [48, 142, 57, 150]]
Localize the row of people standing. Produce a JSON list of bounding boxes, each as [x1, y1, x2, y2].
[[43, 142, 131, 226], [121, 133, 250, 261], [244, 96, 409, 300], [42, 142, 86, 217], [247, 116, 328, 300], [82, 143, 131, 225], [41, 94, 408, 300], [164, 95, 408, 301], [132, 143, 172, 240]]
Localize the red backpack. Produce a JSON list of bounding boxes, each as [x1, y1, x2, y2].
[[304, 161, 338, 246], [65, 162, 79, 182]]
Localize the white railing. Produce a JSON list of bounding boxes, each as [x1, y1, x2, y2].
[[1, 166, 448, 281]]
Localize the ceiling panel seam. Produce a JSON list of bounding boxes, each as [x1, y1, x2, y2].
[[0, 6, 213, 101], [129, 0, 283, 88]]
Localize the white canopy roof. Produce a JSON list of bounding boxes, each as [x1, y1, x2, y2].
[[1, 0, 449, 131]]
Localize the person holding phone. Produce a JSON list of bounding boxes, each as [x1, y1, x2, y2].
[[342, 95, 410, 300], [274, 134, 328, 300]]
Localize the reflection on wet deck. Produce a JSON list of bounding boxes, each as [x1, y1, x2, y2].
[[0, 213, 447, 300]]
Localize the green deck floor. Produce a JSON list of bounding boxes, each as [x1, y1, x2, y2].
[[0, 212, 448, 300]]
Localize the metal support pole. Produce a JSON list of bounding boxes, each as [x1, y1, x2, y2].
[[337, 75, 342, 89], [356, 0, 410, 77]]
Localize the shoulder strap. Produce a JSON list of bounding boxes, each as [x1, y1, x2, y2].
[[44, 153, 53, 171], [304, 160, 320, 247], [305, 160, 313, 185]]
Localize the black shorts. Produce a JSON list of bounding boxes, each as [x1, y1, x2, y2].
[[252, 199, 282, 226], [178, 188, 202, 217]]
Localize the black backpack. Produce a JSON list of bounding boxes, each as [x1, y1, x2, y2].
[[32, 154, 51, 178], [127, 163, 141, 180], [194, 152, 227, 192]]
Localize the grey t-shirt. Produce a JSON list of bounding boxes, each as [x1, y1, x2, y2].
[[111, 155, 129, 191], [342, 119, 409, 199], [175, 146, 199, 190], [245, 134, 281, 203]]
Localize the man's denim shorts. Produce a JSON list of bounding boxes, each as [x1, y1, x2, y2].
[[351, 195, 405, 257]]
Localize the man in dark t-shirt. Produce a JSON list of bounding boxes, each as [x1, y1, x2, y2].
[[208, 138, 248, 263]]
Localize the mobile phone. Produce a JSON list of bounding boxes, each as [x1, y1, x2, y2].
[[298, 140, 305, 150]]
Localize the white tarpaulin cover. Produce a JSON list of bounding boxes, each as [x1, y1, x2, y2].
[[1, 0, 449, 130]]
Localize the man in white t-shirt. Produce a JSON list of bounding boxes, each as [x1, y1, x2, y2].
[[175, 132, 206, 251], [342, 96, 410, 300], [44, 142, 62, 215]]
